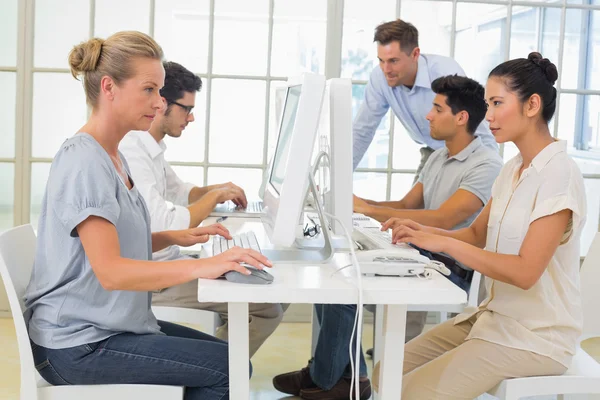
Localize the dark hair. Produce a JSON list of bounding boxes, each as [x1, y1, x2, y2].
[[373, 19, 418, 55], [431, 75, 487, 134], [488, 52, 558, 123], [160, 61, 202, 106]]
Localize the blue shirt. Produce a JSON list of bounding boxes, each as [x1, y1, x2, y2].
[[24, 133, 162, 349], [353, 54, 498, 169]]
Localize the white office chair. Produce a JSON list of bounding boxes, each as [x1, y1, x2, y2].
[[486, 232, 600, 400], [0, 225, 184, 400]]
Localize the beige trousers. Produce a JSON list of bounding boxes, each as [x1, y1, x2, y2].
[[373, 313, 566, 399], [404, 251, 489, 342], [152, 279, 288, 357]]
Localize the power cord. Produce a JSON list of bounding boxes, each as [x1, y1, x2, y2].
[[427, 260, 451, 276], [323, 211, 363, 400], [317, 218, 449, 398]]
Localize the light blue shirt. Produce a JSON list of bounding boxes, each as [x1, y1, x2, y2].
[[353, 54, 498, 169], [418, 136, 503, 229], [24, 133, 162, 349]]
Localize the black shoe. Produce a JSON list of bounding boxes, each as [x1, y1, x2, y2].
[[273, 359, 317, 396], [300, 377, 372, 400], [366, 348, 373, 358]]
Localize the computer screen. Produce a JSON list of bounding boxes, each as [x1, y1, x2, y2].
[[269, 85, 302, 195], [314, 79, 353, 236], [261, 73, 325, 249]]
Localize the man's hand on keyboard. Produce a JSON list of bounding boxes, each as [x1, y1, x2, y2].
[[353, 195, 372, 215], [198, 248, 273, 279], [171, 223, 232, 247], [209, 182, 248, 208]]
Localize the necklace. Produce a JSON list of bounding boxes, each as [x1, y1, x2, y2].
[[110, 155, 130, 187]]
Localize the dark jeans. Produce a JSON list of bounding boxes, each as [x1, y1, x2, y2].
[[32, 320, 251, 400], [443, 267, 472, 293], [310, 304, 368, 390], [310, 271, 471, 390]]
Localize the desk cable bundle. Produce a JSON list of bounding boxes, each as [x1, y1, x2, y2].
[[322, 211, 364, 400]]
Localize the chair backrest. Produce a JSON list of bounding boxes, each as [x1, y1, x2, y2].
[[0, 225, 39, 400], [580, 232, 600, 341]]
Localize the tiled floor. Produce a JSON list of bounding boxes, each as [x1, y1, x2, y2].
[[2, 317, 599, 399]]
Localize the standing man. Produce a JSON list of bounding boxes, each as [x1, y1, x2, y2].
[[353, 19, 497, 179], [120, 61, 286, 357]]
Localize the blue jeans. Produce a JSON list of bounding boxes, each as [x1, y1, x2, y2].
[[31, 320, 250, 400], [310, 304, 368, 390], [310, 271, 471, 390]]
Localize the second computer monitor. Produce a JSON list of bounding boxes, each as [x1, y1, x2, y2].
[[315, 78, 353, 236], [261, 73, 326, 247]]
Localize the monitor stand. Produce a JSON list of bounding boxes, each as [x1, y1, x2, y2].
[[261, 173, 349, 263]]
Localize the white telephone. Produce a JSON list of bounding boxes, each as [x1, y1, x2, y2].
[[351, 225, 450, 277], [355, 245, 432, 276]]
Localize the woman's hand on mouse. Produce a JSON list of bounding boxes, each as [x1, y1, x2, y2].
[[196, 247, 273, 279]]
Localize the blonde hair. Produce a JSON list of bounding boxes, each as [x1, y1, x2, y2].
[[68, 31, 164, 107]]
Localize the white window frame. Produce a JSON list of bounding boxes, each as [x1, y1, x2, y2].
[[5, 0, 600, 252]]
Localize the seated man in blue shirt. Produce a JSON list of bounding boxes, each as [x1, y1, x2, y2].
[[353, 19, 497, 180], [272, 75, 503, 400]]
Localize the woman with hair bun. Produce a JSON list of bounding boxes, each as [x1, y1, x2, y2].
[[24, 31, 268, 400], [374, 52, 586, 399]]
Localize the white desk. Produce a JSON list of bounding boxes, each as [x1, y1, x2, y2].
[[195, 217, 467, 399]]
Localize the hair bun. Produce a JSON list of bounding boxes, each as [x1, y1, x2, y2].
[[68, 38, 104, 78], [528, 52, 558, 85]]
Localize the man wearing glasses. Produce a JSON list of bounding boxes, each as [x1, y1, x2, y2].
[[120, 61, 287, 357]]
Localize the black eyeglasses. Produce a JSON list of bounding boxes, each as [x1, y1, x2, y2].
[[303, 215, 321, 238], [169, 101, 195, 116]]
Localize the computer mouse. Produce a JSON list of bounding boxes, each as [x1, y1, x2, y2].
[[224, 265, 274, 285]]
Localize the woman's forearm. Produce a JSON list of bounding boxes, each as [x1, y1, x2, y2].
[[426, 226, 484, 248], [94, 256, 201, 291], [441, 238, 534, 289]]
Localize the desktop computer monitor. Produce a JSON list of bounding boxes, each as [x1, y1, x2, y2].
[[313, 78, 353, 236], [261, 73, 326, 248]]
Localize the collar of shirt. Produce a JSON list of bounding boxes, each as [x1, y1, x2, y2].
[[516, 139, 566, 174], [441, 136, 483, 162], [399, 55, 431, 95], [135, 130, 167, 160]]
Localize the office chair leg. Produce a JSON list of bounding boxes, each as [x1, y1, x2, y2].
[[439, 311, 448, 323], [371, 306, 377, 360], [373, 305, 385, 365]]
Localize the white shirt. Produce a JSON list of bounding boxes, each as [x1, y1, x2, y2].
[[456, 140, 587, 367], [119, 131, 195, 261]]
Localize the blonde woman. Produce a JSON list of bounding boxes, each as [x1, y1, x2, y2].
[[24, 31, 269, 400], [374, 52, 587, 399]]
